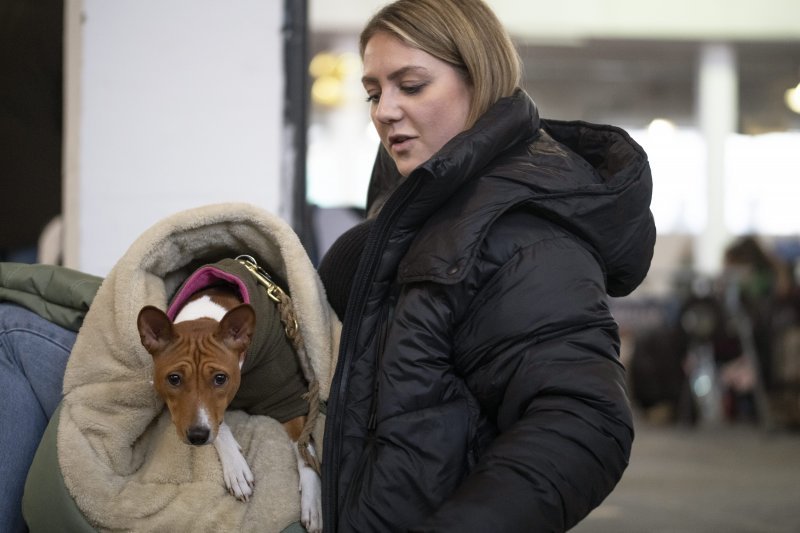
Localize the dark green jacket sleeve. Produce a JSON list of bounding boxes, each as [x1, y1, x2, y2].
[[0, 262, 102, 331]]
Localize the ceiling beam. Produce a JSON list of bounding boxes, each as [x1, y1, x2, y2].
[[310, 0, 800, 43]]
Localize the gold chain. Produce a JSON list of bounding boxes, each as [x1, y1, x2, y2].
[[235, 255, 298, 336]]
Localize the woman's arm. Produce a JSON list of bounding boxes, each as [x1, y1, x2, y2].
[[416, 232, 633, 532]]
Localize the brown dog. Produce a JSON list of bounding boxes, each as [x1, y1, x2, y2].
[[137, 265, 321, 533]]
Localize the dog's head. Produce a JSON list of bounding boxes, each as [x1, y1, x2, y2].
[[137, 304, 255, 445]]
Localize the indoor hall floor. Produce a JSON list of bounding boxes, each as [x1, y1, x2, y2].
[[571, 418, 800, 533]]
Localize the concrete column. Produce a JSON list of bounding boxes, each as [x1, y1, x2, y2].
[[63, 0, 287, 276], [695, 43, 737, 275]]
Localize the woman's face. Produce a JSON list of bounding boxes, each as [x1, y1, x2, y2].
[[362, 32, 472, 177]]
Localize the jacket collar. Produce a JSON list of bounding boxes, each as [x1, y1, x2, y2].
[[392, 95, 655, 297], [366, 90, 540, 219]]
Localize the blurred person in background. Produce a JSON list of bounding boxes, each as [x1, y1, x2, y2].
[[718, 235, 798, 423]]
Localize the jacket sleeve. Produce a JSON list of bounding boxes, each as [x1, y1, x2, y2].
[[413, 230, 633, 532], [0, 262, 102, 331]]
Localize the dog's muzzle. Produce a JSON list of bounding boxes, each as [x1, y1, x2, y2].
[[187, 426, 211, 445]]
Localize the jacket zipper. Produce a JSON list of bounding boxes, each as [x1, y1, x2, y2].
[[367, 289, 397, 431], [342, 289, 395, 523], [322, 174, 423, 531]]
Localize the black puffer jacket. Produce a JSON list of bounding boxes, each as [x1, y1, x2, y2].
[[321, 90, 656, 532]]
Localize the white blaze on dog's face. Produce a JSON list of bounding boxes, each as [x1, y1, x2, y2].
[[137, 304, 255, 445]]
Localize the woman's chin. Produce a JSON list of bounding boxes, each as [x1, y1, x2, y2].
[[392, 157, 421, 178]]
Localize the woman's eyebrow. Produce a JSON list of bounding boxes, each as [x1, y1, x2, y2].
[[361, 65, 429, 85]]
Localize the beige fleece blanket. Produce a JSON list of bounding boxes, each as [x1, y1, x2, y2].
[[58, 203, 341, 532]]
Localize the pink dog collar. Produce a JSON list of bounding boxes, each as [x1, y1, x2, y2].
[[167, 265, 251, 321]]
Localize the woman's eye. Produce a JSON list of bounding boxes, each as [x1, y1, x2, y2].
[[365, 93, 380, 103], [213, 373, 228, 386], [401, 84, 423, 95], [167, 374, 181, 387]]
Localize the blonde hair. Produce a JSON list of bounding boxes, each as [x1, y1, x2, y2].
[[359, 0, 522, 129]]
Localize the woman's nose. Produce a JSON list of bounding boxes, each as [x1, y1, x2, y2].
[[374, 93, 402, 123]]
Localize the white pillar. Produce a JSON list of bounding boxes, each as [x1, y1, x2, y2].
[[695, 43, 737, 276], [63, 0, 287, 276]]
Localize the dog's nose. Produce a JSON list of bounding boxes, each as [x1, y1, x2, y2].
[[186, 426, 210, 445]]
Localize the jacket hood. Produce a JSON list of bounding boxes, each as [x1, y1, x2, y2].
[[388, 90, 656, 297], [535, 118, 656, 296]]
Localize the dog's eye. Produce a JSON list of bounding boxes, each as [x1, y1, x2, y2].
[[213, 373, 228, 386], [167, 373, 181, 386]]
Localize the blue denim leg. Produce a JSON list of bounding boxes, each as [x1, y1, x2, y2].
[[0, 303, 76, 533]]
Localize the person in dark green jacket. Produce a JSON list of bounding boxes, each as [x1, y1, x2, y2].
[[0, 263, 101, 533]]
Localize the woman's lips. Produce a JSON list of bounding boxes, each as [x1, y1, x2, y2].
[[389, 134, 414, 152]]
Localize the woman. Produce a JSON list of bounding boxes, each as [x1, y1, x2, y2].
[[318, 0, 655, 531]]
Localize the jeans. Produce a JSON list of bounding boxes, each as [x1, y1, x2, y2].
[[0, 246, 38, 264], [0, 303, 76, 533]]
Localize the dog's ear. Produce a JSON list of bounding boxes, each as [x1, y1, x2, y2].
[[137, 305, 175, 355], [217, 304, 255, 353]]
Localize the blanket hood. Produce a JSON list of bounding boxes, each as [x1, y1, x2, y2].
[[58, 203, 340, 532]]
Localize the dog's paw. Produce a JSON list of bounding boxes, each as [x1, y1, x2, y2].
[[222, 450, 254, 502], [215, 423, 255, 502], [298, 459, 322, 533], [300, 483, 322, 533]]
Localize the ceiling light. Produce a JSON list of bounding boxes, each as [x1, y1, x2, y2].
[[785, 83, 800, 114], [309, 52, 339, 79], [647, 118, 676, 137], [311, 76, 344, 107]]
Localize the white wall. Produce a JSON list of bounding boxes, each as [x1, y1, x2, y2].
[[64, 0, 286, 276]]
